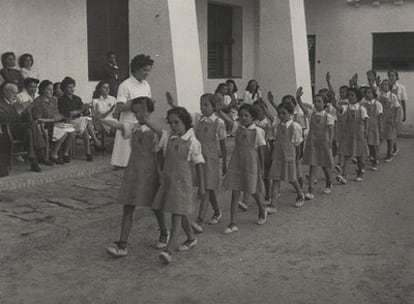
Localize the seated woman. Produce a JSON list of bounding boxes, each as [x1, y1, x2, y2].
[[16, 77, 39, 115], [0, 52, 24, 90], [58, 76, 104, 161], [31, 80, 76, 164], [19, 53, 40, 80], [53, 82, 63, 101], [91, 80, 117, 134]]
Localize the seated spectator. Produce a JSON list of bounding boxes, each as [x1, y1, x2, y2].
[[58, 76, 104, 161], [32, 80, 76, 164], [102, 51, 121, 96], [0, 52, 24, 90], [15, 77, 39, 115], [92, 80, 117, 134], [19, 53, 40, 80], [53, 82, 63, 101], [0, 82, 48, 172], [243, 79, 262, 104]]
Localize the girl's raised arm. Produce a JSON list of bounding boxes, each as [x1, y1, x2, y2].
[[295, 87, 312, 118], [267, 91, 278, 111], [166, 91, 176, 108], [326, 72, 342, 112]]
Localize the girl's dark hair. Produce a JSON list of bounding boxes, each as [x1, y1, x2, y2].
[[347, 87, 363, 101], [18, 53, 34, 68], [23, 77, 39, 89], [245, 79, 259, 99], [215, 83, 228, 94], [92, 80, 110, 98], [167, 107, 193, 131], [314, 94, 328, 108], [38, 80, 53, 95], [131, 96, 154, 113], [281, 94, 297, 106], [339, 85, 349, 91], [365, 86, 378, 99], [277, 101, 295, 115], [130, 54, 154, 73], [53, 82, 61, 93], [1, 52, 15, 68], [226, 79, 238, 93], [367, 69, 377, 77], [61, 76, 76, 91], [387, 69, 399, 80], [200, 93, 216, 110], [238, 103, 258, 120]]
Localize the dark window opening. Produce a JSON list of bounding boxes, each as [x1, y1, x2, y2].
[[373, 32, 414, 71], [87, 0, 129, 81]]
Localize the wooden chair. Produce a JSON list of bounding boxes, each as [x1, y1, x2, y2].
[[5, 123, 28, 170]]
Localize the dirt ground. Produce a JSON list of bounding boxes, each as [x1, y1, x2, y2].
[[0, 139, 413, 304]]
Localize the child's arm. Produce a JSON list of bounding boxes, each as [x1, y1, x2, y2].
[[217, 109, 235, 131], [378, 114, 383, 140], [219, 139, 227, 176], [258, 146, 265, 175], [326, 72, 342, 113], [267, 91, 278, 111], [166, 91, 176, 108], [295, 87, 312, 118], [328, 124, 334, 148]]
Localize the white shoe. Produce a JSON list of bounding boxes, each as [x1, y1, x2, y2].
[[305, 193, 314, 200], [177, 238, 198, 252], [266, 205, 277, 214], [208, 212, 222, 225], [294, 194, 305, 208], [191, 222, 203, 234], [355, 176, 364, 182], [264, 199, 272, 207], [336, 175, 347, 185], [106, 244, 128, 257], [257, 209, 268, 225], [223, 225, 239, 234], [323, 185, 332, 194], [159, 251, 172, 264], [156, 231, 170, 249], [238, 201, 248, 211]]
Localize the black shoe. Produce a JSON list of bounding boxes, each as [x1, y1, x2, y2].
[[86, 154, 93, 162], [30, 160, 42, 173], [41, 159, 54, 166], [63, 155, 71, 163], [50, 157, 64, 165]]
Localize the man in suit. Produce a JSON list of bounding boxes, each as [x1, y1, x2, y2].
[[0, 82, 46, 172]]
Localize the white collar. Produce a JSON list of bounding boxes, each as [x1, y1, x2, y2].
[[239, 122, 258, 130], [314, 109, 326, 116], [280, 119, 293, 128], [170, 128, 193, 140], [348, 103, 361, 110], [199, 113, 218, 122], [130, 76, 145, 85]]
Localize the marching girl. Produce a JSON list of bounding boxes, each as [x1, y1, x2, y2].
[[106, 97, 168, 257], [296, 91, 335, 200], [327, 73, 368, 183], [166, 93, 227, 233], [333, 86, 349, 172], [144, 105, 205, 264], [378, 79, 400, 163], [267, 101, 305, 209], [219, 104, 268, 234], [361, 86, 383, 171]]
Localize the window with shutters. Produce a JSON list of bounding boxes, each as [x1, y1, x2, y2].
[[372, 32, 414, 71], [87, 0, 129, 81], [208, 3, 242, 79]]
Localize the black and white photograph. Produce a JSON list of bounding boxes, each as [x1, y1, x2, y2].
[[0, 0, 413, 303]]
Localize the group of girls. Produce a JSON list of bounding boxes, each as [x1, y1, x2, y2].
[[105, 70, 406, 264]]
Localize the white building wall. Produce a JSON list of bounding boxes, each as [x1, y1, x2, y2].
[[306, 0, 414, 130], [0, 0, 96, 103]]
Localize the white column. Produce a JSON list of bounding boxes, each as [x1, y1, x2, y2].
[[259, 0, 312, 103]]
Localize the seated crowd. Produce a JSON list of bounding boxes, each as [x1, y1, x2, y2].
[[0, 51, 114, 177]]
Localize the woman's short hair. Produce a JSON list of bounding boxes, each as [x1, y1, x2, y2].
[[61, 76, 76, 91], [18, 53, 34, 68], [387, 69, 399, 80], [1, 52, 15, 68], [38, 80, 53, 95], [130, 54, 154, 73], [23, 77, 39, 89], [225, 79, 238, 93]]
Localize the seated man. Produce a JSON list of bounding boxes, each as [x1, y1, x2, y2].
[[0, 82, 47, 172]]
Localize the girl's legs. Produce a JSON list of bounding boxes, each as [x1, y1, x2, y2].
[[62, 132, 75, 161], [117, 205, 136, 249], [337, 156, 349, 184], [296, 160, 304, 191], [264, 178, 272, 204], [196, 190, 211, 225], [321, 166, 332, 192], [252, 192, 266, 222], [87, 120, 102, 148], [306, 166, 316, 197], [356, 156, 364, 179], [209, 190, 221, 216], [230, 190, 241, 227], [386, 139, 393, 160], [82, 129, 92, 157], [153, 209, 168, 240], [269, 180, 281, 210], [163, 214, 182, 254], [181, 215, 196, 242], [238, 192, 250, 211]]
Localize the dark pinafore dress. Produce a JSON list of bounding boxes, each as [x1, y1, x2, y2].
[[380, 94, 397, 141], [119, 129, 159, 206], [364, 102, 380, 146], [334, 100, 349, 150], [152, 136, 195, 215], [269, 124, 297, 182], [195, 119, 220, 191], [223, 126, 265, 194], [339, 106, 368, 158], [303, 113, 334, 168]]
